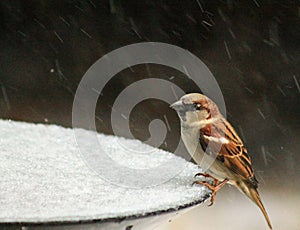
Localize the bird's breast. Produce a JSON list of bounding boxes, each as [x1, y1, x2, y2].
[[181, 126, 205, 163], [181, 125, 236, 182]]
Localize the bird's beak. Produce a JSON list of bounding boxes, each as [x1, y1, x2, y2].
[[170, 100, 184, 111]]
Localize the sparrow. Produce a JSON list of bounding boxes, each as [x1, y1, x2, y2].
[[170, 93, 272, 229]]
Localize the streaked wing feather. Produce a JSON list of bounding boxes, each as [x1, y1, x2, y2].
[[199, 117, 257, 186]]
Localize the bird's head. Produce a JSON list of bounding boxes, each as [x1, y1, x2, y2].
[[170, 93, 220, 125]]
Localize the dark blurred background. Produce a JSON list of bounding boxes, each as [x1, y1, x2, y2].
[[0, 0, 299, 229]]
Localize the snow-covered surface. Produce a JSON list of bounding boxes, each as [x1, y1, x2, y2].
[[0, 120, 209, 223]]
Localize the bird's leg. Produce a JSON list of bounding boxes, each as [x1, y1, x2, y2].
[[208, 179, 229, 206], [193, 175, 229, 206]]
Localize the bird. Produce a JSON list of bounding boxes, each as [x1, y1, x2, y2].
[[170, 93, 272, 229]]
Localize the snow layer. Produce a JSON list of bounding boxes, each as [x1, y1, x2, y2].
[[0, 120, 209, 223]]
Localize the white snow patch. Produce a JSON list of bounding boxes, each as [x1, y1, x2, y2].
[[0, 120, 209, 223]]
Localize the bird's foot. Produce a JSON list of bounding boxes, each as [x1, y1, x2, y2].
[[194, 173, 219, 186], [193, 178, 229, 206], [192, 180, 215, 190], [192, 180, 216, 206]]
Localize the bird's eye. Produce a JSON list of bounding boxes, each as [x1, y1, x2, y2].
[[193, 103, 201, 110]]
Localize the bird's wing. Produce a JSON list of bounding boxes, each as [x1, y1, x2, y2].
[[199, 117, 257, 186]]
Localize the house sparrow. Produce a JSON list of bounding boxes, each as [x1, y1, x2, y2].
[[170, 93, 272, 229]]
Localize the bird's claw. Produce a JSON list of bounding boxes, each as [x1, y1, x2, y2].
[[194, 172, 219, 181], [193, 180, 215, 206], [194, 172, 207, 178], [192, 180, 215, 190], [193, 178, 228, 207]]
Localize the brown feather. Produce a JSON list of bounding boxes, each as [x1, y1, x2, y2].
[[200, 117, 257, 186], [238, 180, 273, 229], [199, 117, 273, 228]]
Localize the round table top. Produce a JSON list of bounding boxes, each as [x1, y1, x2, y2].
[[0, 120, 209, 225]]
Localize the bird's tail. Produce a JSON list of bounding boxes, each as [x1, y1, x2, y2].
[[238, 181, 273, 229]]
